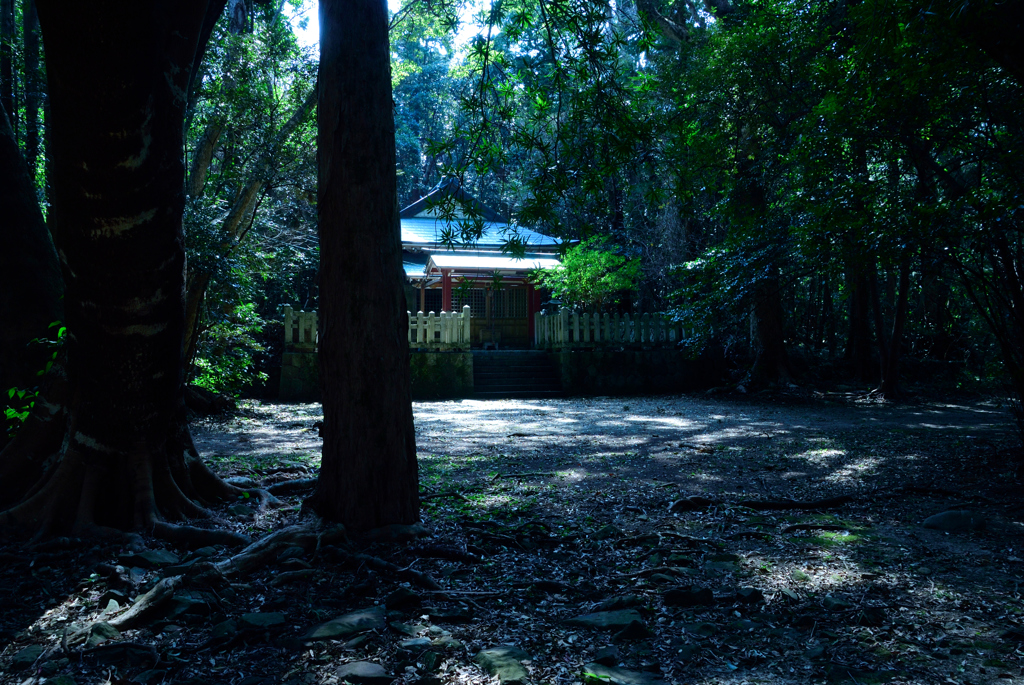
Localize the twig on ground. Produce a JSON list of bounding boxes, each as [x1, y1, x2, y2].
[[737, 495, 855, 510], [491, 471, 559, 480], [420, 491, 472, 502]]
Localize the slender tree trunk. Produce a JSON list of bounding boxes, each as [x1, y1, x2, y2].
[[182, 89, 315, 365], [307, 0, 419, 532], [187, 117, 225, 198], [845, 260, 874, 381], [22, 0, 39, 179], [878, 252, 911, 397], [0, 0, 12, 127]]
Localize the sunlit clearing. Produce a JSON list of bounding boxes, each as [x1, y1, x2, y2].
[[826, 457, 880, 484], [793, 447, 845, 466]]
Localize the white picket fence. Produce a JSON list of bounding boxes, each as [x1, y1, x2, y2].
[[283, 306, 318, 346], [407, 305, 472, 348], [282, 305, 472, 350], [534, 308, 685, 349]]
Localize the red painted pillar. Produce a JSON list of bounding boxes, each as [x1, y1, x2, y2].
[[441, 269, 452, 311], [526, 283, 536, 345]]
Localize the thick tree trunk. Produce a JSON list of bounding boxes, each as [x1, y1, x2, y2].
[[844, 260, 874, 382], [307, 0, 419, 531], [748, 273, 793, 386], [0, 99, 62, 398], [0, 1, 253, 544], [22, 0, 39, 180]]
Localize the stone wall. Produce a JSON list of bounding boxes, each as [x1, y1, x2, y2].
[[409, 351, 473, 400], [548, 348, 721, 395], [278, 350, 474, 402], [279, 349, 321, 402]]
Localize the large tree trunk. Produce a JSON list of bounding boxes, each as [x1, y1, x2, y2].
[[844, 259, 874, 382], [0, 0, 251, 544], [0, 99, 62, 400], [307, 0, 419, 532], [749, 273, 793, 386]]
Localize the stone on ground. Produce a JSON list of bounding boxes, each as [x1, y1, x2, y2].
[[583, 662, 665, 685], [922, 510, 985, 532], [336, 661, 393, 684], [565, 609, 644, 630], [11, 644, 45, 670], [118, 549, 179, 569], [593, 645, 620, 666], [474, 646, 531, 685], [87, 621, 121, 647], [595, 595, 641, 612], [304, 607, 385, 641], [735, 587, 764, 604], [613, 620, 655, 642]]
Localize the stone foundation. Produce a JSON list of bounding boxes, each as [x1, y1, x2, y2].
[[278, 350, 474, 402], [548, 348, 721, 395]]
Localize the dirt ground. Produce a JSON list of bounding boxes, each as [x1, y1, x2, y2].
[[2, 391, 1023, 685]]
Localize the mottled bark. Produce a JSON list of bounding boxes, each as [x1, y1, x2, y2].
[[307, 0, 419, 531], [0, 1, 255, 543], [0, 98, 62, 398]]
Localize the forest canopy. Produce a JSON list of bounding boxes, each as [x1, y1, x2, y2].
[[2, 0, 1023, 430]]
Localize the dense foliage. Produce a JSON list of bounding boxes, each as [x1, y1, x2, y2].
[[2, 0, 1021, 410]]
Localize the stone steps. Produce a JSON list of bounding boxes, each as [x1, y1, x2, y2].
[[472, 350, 563, 399]]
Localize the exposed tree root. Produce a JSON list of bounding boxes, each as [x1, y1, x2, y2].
[[0, 399, 276, 545], [345, 551, 441, 590], [108, 576, 183, 630], [265, 478, 317, 496], [67, 575, 183, 645], [409, 543, 481, 564], [151, 521, 250, 549], [420, 490, 473, 503], [215, 524, 319, 576]]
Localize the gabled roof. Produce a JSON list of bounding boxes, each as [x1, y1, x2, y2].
[[426, 251, 561, 275], [400, 179, 559, 252], [400, 177, 504, 222], [401, 217, 558, 252]]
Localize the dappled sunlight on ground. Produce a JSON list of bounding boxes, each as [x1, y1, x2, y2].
[[141, 392, 1024, 684]]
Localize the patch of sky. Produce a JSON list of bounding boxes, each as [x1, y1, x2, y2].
[[289, 0, 489, 52]]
